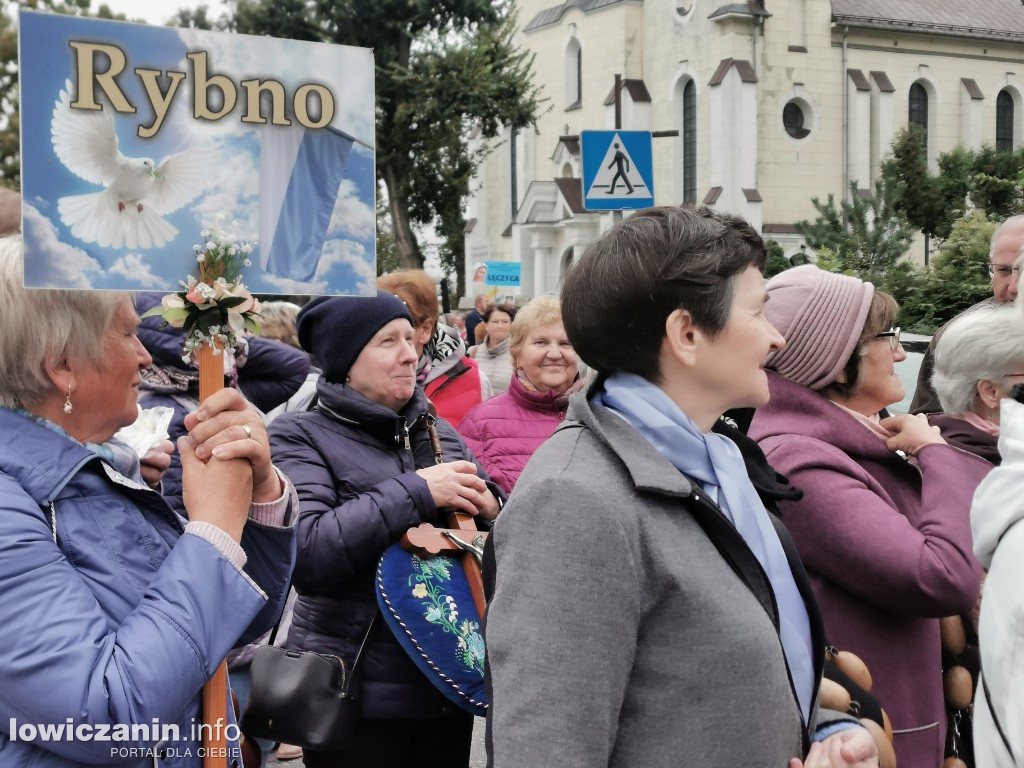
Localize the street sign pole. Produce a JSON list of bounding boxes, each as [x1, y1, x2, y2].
[[579, 75, 676, 216], [613, 74, 622, 227]]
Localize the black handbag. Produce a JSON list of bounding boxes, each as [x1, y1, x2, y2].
[[240, 612, 376, 752]]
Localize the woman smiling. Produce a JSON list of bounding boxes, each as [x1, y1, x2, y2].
[[749, 264, 990, 768], [459, 296, 584, 494], [268, 291, 502, 768]]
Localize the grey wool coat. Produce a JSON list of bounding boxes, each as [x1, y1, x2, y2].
[[485, 391, 839, 768]]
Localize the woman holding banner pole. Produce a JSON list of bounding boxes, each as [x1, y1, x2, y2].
[[0, 235, 296, 768], [268, 291, 502, 768]]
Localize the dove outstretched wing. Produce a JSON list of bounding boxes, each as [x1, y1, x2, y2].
[[145, 145, 218, 214], [50, 79, 122, 185]]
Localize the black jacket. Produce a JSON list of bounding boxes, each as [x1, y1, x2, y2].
[[269, 381, 498, 719]]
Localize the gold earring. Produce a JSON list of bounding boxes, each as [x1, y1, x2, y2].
[[63, 385, 73, 414]]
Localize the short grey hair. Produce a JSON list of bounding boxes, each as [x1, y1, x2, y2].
[[989, 214, 1024, 261], [933, 303, 1024, 414], [0, 236, 123, 408]]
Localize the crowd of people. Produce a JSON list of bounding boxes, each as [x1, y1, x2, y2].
[[2, 189, 1024, 768]]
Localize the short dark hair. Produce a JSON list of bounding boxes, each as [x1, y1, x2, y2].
[[483, 303, 517, 322], [561, 206, 767, 382]]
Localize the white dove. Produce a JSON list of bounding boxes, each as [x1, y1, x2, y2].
[[50, 79, 214, 250]]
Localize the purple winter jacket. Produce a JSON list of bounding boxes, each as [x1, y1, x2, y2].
[[458, 375, 568, 495], [750, 372, 989, 768]]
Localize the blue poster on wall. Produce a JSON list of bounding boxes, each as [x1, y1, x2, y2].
[[484, 261, 521, 288]]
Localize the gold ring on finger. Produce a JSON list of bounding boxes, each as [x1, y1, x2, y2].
[[241, 423, 253, 439]]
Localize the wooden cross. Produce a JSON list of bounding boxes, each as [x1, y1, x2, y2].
[[402, 511, 489, 619]]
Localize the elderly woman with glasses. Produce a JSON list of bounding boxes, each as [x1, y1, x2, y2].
[[929, 303, 1024, 465], [749, 265, 990, 768]]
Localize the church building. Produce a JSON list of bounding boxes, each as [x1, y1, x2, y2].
[[463, 0, 1024, 299]]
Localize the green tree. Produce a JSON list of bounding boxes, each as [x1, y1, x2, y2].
[[969, 144, 1024, 218], [168, 4, 227, 29], [882, 126, 942, 238], [764, 239, 791, 277], [796, 179, 915, 287], [881, 126, 973, 241], [375, 184, 402, 277], [0, 0, 136, 189], [230, 0, 541, 297], [895, 210, 995, 333]]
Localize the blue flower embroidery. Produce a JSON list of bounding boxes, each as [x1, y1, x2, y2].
[[406, 555, 485, 677]]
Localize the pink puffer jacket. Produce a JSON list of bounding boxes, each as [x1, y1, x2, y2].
[[458, 374, 568, 495]]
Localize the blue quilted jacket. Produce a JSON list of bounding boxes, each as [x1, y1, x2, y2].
[[0, 408, 295, 767], [268, 381, 500, 720]]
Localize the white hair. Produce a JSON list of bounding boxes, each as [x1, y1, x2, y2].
[[989, 214, 1024, 261], [933, 303, 1024, 414], [0, 236, 123, 408]]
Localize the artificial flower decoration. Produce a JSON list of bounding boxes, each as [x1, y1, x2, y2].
[[142, 221, 261, 363]]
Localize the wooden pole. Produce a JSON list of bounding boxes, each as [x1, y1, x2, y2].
[[197, 263, 230, 768], [447, 512, 488, 620]]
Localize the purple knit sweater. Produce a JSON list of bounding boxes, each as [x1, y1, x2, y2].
[[458, 375, 568, 495], [750, 371, 990, 768]]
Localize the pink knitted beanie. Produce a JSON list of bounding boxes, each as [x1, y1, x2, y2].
[[764, 264, 875, 390]]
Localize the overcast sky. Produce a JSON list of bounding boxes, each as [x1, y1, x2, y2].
[[98, 0, 230, 26]]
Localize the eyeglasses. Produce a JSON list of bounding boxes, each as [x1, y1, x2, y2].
[[875, 327, 902, 351], [988, 263, 1023, 279]]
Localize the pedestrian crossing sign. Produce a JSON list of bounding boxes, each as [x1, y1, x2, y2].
[[580, 130, 655, 211]]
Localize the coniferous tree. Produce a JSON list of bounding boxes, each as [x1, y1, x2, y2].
[[796, 179, 915, 287]]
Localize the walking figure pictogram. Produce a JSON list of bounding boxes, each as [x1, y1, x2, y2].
[[606, 142, 634, 195], [581, 130, 653, 210]]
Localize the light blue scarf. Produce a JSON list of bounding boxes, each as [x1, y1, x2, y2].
[[10, 407, 143, 482], [594, 373, 815, 721]]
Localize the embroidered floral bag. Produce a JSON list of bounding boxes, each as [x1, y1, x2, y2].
[[375, 417, 490, 717]]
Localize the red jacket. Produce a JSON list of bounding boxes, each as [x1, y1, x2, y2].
[[425, 357, 485, 427], [458, 375, 568, 494]]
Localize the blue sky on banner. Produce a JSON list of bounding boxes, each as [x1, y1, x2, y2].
[[19, 11, 376, 296]]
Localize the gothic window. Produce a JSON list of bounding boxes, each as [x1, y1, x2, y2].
[[909, 83, 928, 136], [565, 39, 582, 110], [683, 80, 697, 202], [997, 89, 1015, 152]]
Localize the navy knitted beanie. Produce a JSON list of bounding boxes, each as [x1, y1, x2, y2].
[[296, 291, 413, 384]]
